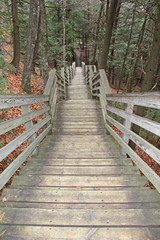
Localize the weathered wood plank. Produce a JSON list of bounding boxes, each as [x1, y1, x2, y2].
[[0, 116, 51, 162], [106, 105, 160, 136], [0, 125, 52, 190], [19, 165, 139, 175], [0, 95, 49, 109], [104, 122, 160, 193], [99, 69, 112, 94], [121, 103, 134, 155], [92, 86, 100, 91], [2, 189, 160, 203], [56, 72, 65, 82], [0, 208, 160, 226], [44, 69, 56, 95], [106, 91, 160, 109], [11, 175, 147, 187], [0, 107, 50, 135], [0, 226, 160, 240], [25, 159, 132, 166], [106, 114, 160, 164], [1, 201, 160, 210]]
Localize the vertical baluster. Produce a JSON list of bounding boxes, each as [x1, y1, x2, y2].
[[121, 103, 134, 155], [22, 105, 38, 155]]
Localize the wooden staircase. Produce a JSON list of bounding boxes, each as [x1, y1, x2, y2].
[[0, 67, 160, 239]]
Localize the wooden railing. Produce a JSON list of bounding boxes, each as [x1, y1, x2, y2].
[[0, 64, 75, 190], [83, 64, 160, 193]]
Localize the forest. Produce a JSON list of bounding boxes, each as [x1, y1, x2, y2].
[[0, 0, 160, 191]]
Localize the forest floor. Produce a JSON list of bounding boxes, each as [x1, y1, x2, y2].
[[0, 65, 160, 195]]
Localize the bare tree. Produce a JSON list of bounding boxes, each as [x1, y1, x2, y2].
[[11, 0, 20, 70], [39, 0, 49, 84], [22, 0, 40, 93], [99, 0, 119, 69]]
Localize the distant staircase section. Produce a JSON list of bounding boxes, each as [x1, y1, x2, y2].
[[0, 64, 160, 239]]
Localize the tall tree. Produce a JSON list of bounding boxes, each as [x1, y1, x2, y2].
[[11, 0, 20, 69], [22, 0, 40, 93], [126, 14, 148, 92], [39, 0, 48, 84], [117, 3, 136, 93], [62, 0, 67, 66], [99, 0, 119, 69], [141, 3, 160, 92], [108, 0, 121, 86], [129, 1, 160, 150], [92, 0, 105, 64]]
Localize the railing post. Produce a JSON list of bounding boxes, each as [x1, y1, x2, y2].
[[22, 105, 38, 155], [99, 70, 112, 134], [72, 62, 76, 76], [121, 103, 134, 155], [85, 66, 89, 85], [61, 67, 66, 97], [49, 81, 57, 126], [44, 69, 56, 134], [89, 66, 93, 94]]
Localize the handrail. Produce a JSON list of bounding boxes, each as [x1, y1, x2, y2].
[[0, 63, 75, 190], [83, 64, 160, 193]]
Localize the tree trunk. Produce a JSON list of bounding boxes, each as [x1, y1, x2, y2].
[[127, 15, 147, 92], [92, 0, 105, 64], [22, 0, 40, 93], [62, 0, 66, 66], [108, 0, 121, 85], [117, 5, 136, 93], [99, 0, 119, 69], [39, 0, 49, 85], [129, 5, 160, 150], [11, 0, 20, 70], [141, 14, 160, 91], [32, 16, 41, 74]]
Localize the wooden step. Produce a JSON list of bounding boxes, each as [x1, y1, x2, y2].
[[1, 225, 160, 240], [2, 189, 160, 204], [19, 165, 139, 175], [0, 208, 160, 227], [27, 158, 130, 166], [1, 201, 160, 210], [11, 175, 147, 187]]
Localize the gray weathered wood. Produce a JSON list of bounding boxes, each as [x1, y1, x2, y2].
[[104, 122, 160, 193], [0, 95, 49, 109], [106, 92, 160, 109], [106, 105, 160, 136], [2, 189, 160, 203], [44, 69, 56, 95], [0, 125, 52, 190], [0, 226, 160, 240], [121, 103, 134, 155], [11, 175, 147, 187], [0, 106, 50, 135], [0, 116, 51, 162], [106, 114, 160, 164], [99, 69, 112, 94], [22, 105, 37, 155], [1, 208, 160, 226]]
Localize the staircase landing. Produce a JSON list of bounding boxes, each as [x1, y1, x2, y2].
[[0, 67, 160, 239]]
